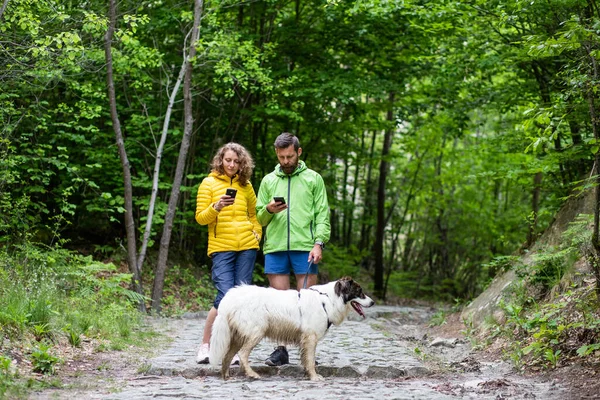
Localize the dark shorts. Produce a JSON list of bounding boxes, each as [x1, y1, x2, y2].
[[264, 251, 318, 275]]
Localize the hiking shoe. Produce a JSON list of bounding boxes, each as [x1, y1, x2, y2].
[[265, 346, 289, 366], [196, 343, 210, 364], [231, 354, 240, 366]]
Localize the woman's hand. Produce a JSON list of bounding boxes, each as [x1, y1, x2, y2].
[[214, 194, 235, 212]]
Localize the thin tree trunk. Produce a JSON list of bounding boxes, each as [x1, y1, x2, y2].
[[433, 133, 448, 281], [0, 0, 9, 21], [374, 91, 395, 298], [586, 67, 600, 299], [359, 130, 377, 252], [104, 0, 145, 311], [346, 131, 366, 246], [151, 0, 203, 312], [340, 155, 350, 244], [137, 55, 188, 273], [527, 172, 543, 247]]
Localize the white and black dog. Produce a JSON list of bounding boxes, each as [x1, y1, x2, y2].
[[209, 276, 375, 380]]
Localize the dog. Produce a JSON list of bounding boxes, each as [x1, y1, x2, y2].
[[209, 276, 375, 381]]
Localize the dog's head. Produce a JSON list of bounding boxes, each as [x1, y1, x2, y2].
[[334, 277, 375, 318]]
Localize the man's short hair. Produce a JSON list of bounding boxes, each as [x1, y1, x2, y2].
[[274, 132, 300, 151]]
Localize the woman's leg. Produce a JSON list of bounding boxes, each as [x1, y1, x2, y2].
[[197, 306, 218, 363], [234, 249, 257, 286], [202, 306, 218, 344], [211, 251, 237, 308]]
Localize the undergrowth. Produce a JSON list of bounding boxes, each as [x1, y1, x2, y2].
[[0, 242, 147, 397], [478, 214, 600, 371]]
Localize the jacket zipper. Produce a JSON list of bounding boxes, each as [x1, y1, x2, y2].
[[287, 175, 291, 251], [214, 176, 235, 238]]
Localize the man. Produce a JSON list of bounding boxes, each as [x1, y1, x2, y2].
[[256, 132, 331, 366]]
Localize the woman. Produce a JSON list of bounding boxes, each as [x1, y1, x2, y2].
[[195, 143, 262, 364]]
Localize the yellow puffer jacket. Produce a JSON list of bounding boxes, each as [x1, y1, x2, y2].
[[195, 171, 262, 256]]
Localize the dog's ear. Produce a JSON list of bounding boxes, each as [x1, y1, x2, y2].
[[335, 277, 355, 300], [335, 280, 343, 297]]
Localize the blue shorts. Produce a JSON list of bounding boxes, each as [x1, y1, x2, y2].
[[264, 251, 318, 275], [211, 249, 257, 309]]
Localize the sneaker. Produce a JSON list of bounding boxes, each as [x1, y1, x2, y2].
[[196, 343, 210, 364], [265, 346, 289, 366], [231, 354, 240, 366]]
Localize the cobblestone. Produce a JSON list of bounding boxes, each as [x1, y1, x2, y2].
[[60, 305, 567, 400]]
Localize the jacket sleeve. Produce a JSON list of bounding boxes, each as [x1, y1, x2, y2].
[[195, 178, 219, 225], [313, 174, 331, 243], [256, 176, 274, 226], [246, 183, 262, 240]]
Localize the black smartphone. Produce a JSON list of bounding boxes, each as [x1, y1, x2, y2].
[[273, 196, 286, 204], [226, 188, 237, 198]]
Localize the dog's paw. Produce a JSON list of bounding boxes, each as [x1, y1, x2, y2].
[[246, 371, 261, 379], [309, 373, 324, 381]]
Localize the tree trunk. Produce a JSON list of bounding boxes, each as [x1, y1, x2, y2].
[[104, 0, 145, 312], [151, 0, 203, 313], [527, 172, 543, 247], [346, 131, 365, 247], [374, 91, 395, 298], [359, 130, 377, 252], [138, 56, 187, 274], [340, 155, 350, 244], [586, 61, 600, 299], [0, 0, 9, 21]]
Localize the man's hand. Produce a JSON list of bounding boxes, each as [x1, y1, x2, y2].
[[266, 199, 288, 214], [308, 244, 323, 264]]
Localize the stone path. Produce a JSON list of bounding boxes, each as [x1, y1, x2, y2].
[[145, 306, 430, 381], [74, 305, 567, 400]]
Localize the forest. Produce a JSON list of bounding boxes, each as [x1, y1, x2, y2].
[[3, 0, 600, 314]]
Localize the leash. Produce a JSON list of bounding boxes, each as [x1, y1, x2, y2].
[[302, 260, 313, 289]]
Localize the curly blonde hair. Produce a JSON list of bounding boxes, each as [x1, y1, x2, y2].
[[210, 142, 255, 186]]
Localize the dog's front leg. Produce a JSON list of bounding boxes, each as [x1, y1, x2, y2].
[[300, 334, 323, 381]]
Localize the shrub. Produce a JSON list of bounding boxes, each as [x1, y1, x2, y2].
[[31, 342, 60, 375]]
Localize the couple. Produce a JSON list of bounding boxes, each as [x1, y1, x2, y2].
[[195, 133, 331, 367]]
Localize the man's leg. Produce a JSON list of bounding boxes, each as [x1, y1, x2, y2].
[[291, 251, 319, 290], [264, 252, 291, 366], [294, 273, 317, 291], [268, 273, 290, 290]]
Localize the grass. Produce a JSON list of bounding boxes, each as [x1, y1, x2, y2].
[[0, 242, 160, 397]]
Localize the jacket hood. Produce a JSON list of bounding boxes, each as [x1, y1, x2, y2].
[[274, 160, 307, 178]]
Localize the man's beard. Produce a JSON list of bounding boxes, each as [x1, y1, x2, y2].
[[281, 163, 297, 174]]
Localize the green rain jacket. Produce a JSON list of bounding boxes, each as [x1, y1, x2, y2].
[[256, 161, 331, 254]]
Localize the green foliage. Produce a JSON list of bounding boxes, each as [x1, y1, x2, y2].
[[320, 244, 363, 282], [159, 264, 216, 315], [0, 0, 598, 339], [492, 215, 600, 369], [63, 324, 82, 347], [428, 310, 448, 327], [0, 242, 145, 389], [30, 342, 60, 375]]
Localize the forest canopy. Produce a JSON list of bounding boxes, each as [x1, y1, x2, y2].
[[2, 0, 600, 306]]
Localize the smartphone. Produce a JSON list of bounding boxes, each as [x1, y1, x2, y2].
[[226, 188, 237, 198], [273, 196, 286, 204]]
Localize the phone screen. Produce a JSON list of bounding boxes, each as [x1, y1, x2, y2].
[[226, 188, 237, 198]]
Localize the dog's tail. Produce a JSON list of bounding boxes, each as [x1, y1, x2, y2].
[[209, 312, 231, 368]]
